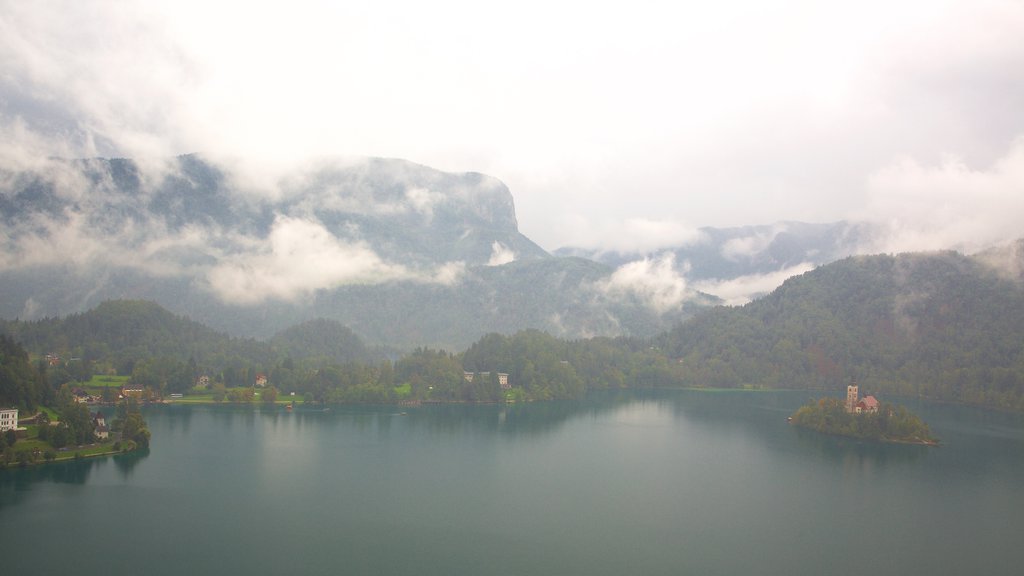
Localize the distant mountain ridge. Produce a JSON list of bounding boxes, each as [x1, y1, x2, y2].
[[0, 154, 547, 267], [6, 241, 1024, 410], [555, 221, 879, 281], [7, 153, 1010, 351], [0, 154, 705, 348]]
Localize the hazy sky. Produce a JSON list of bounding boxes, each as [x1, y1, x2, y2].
[[2, 0, 1023, 252]]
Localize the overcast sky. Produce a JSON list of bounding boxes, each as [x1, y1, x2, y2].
[[2, 0, 1023, 253]]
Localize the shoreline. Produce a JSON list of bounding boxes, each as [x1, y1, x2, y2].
[[1, 444, 144, 470], [789, 420, 940, 446]]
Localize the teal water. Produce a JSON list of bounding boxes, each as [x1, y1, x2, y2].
[[2, 390, 1023, 575]]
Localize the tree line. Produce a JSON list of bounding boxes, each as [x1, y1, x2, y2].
[[4, 246, 1024, 411]]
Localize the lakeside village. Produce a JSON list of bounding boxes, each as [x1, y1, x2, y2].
[[2, 358, 518, 468], [789, 380, 938, 445], [1, 396, 150, 468], [55, 361, 516, 408]]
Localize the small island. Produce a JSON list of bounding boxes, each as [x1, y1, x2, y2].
[[790, 381, 938, 445]]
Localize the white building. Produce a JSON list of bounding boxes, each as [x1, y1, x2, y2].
[[0, 408, 17, 432]]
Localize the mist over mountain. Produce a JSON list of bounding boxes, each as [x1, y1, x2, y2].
[[555, 221, 884, 303], [657, 246, 1024, 409], [0, 154, 716, 348]]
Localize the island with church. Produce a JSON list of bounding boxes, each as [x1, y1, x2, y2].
[[789, 380, 938, 445]]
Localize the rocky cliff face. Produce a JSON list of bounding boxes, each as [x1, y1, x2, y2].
[[0, 154, 707, 348], [0, 154, 547, 269]]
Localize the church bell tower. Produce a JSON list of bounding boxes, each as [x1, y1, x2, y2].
[[846, 379, 859, 413]]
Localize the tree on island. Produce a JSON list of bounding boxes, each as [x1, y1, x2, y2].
[[790, 397, 937, 444]]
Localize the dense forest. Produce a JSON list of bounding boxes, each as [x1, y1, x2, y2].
[[0, 301, 675, 407], [0, 335, 49, 409], [2, 245, 1024, 411], [658, 250, 1024, 410]]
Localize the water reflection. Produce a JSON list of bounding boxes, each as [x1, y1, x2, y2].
[[1, 457, 98, 490], [113, 449, 150, 479], [397, 394, 638, 437], [791, 426, 929, 468], [0, 447, 151, 498]]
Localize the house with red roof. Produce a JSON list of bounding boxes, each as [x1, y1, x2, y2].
[[856, 395, 879, 414]]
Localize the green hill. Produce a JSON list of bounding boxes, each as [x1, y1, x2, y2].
[[658, 249, 1024, 409]]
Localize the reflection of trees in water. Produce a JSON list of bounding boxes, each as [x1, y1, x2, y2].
[[149, 397, 640, 440], [791, 426, 928, 469], [0, 448, 153, 495], [156, 405, 193, 434], [400, 393, 637, 437], [658, 388, 932, 468], [113, 448, 150, 479], [1, 457, 98, 489]]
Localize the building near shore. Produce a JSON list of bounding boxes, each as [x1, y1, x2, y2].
[[0, 407, 17, 432], [845, 380, 879, 414]]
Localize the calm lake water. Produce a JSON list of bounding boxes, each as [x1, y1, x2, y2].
[[2, 390, 1023, 575]]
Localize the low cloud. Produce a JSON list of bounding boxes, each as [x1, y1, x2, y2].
[[720, 224, 787, 261], [205, 216, 414, 305], [559, 216, 704, 254], [0, 204, 210, 278], [0, 177, 467, 306], [430, 261, 467, 286], [598, 253, 694, 313], [487, 242, 516, 266], [860, 136, 1024, 254], [693, 262, 815, 306]]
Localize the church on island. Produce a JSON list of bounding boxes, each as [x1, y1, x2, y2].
[[845, 380, 879, 414]]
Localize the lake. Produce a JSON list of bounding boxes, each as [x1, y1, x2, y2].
[[2, 390, 1023, 575]]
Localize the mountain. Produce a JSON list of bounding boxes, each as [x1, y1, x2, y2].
[[0, 155, 707, 348], [0, 154, 546, 269], [0, 300, 382, 392], [657, 245, 1024, 409], [0, 300, 268, 374], [269, 318, 371, 363], [555, 221, 879, 282]]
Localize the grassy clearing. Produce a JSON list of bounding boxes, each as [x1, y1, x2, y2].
[[167, 390, 305, 405], [173, 393, 215, 403], [4, 437, 123, 467], [86, 375, 129, 387]]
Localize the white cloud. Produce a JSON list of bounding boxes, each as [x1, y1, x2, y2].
[[560, 216, 704, 253], [598, 254, 693, 313], [2, 0, 1023, 254], [487, 242, 516, 266], [430, 261, 467, 286], [405, 187, 445, 217], [860, 137, 1024, 254], [205, 216, 413, 304], [693, 263, 816, 306], [0, 205, 208, 278], [720, 225, 787, 261]]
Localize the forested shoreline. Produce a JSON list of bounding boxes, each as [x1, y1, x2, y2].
[[789, 397, 937, 444], [3, 245, 1024, 414]]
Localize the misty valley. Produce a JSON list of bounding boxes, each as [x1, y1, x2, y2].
[[5, 3, 1024, 574], [2, 155, 1024, 576]]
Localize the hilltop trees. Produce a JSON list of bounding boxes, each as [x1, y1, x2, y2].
[[0, 335, 46, 409], [658, 252, 1024, 409]]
